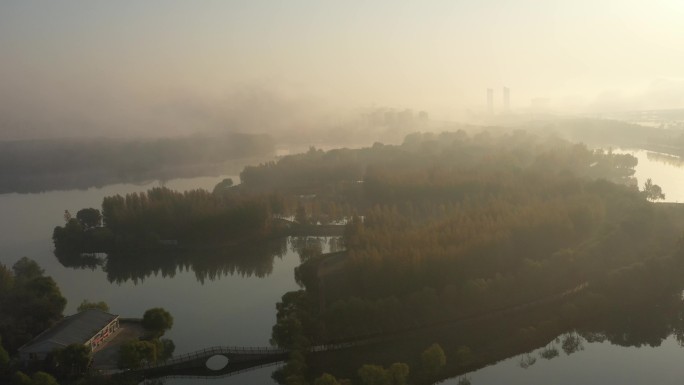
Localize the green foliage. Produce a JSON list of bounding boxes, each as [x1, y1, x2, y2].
[[117, 340, 157, 369], [0, 336, 9, 370], [71, 374, 138, 385], [421, 344, 446, 378], [314, 373, 341, 385], [12, 371, 32, 385], [142, 308, 174, 338], [156, 338, 175, 361], [285, 374, 309, 385], [387, 363, 409, 385], [12, 257, 44, 281], [0, 259, 66, 352], [99, 236, 287, 284], [267, 131, 684, 381], [101, 187, 274, 242], [283, 133, 669, 340], [356, 362, 409, 385], [77, 300, 110, 313], [76, 208, 102, 229], [52, 220, 86, 252], [55, 185, 286, 253], [271, 290, 318, 349], [0, 263, 13, 295], [282, 350, 308, 380], [54, 344, 91, 378], [212, 178, 234, 194], [11, 371, 59, 385], [642, 178, 666, 201], [561, 333, 583, 355], [357, 364, 390, 385], [454, 345, 473, 365]]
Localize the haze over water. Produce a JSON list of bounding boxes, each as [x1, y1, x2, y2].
[[4, 2, 684, 385], [2, 1, 684, 140]]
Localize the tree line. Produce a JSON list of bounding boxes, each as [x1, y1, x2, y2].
[[53, 187, 288, 253], [0, 133, 274, 194]]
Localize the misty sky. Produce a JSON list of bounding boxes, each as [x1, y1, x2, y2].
[[2, 1, 684, 138]]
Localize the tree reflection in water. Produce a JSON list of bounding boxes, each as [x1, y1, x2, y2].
[[561, 332, 584, 355], [539, 345, 559, 360], [55, 237, 342, 284], [518, 353, 537, 369]]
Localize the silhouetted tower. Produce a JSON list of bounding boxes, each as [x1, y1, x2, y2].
[[503, 87, 510, 111], [487, 88, 494, 114]]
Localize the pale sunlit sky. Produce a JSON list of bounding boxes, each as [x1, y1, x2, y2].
[[2, 1, 684, 137]]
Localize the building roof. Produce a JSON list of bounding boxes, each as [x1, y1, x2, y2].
[[19, 309, 118, 354]]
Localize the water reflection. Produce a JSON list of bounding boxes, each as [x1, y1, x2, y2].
[[55, 237, 343, 285], [309, 281, 684, 385], [538, 345, 559, 360], [646, 151, 684, 168], [437, 285, 684, 385], [54, 250, 105, 271], [290, 236, 345, 262]]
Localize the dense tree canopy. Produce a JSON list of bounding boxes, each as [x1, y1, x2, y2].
[[117, 340, 157, 369], [54, 344, 91, 379], [76, 300, 110, 313], [266, 131, 678, 348], [76, 208, 102, 229], [0, 259, 65, 352], [264, 130, 684, 385], [0, 336, 9, 371], [142, 308, 174, 338], [420, 344, 446, 379], [643, 178, 666, 201]]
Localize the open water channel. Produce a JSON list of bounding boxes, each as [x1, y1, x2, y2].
[[0, 175, 326, 384]]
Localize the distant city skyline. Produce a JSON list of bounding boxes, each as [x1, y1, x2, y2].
[[1, 1, 684, 137], [485, 87, 511, 114]]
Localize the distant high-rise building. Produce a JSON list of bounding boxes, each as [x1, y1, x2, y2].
[[503, 87, 510, 111], [487, 88, 494, 114]]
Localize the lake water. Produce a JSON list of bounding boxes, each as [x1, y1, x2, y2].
[[0, 175, 340, 385], [441, 334, 684, 385], [625, 149, 684, 203], [4, 149, 684, 384]]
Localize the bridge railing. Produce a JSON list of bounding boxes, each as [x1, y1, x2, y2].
[[140, 346, 289, 370]]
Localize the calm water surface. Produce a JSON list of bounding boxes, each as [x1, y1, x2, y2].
[[441, 334, 684, 385], [0, 174, 315, 385], [627, 149, 684, 203]]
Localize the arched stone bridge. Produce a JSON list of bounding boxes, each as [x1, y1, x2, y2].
[[125, 342, 361, 380], [135, 346, 290, 378]]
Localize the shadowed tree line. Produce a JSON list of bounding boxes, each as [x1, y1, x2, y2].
[[53, 188, 288, 254], [0, 133, 274, 194], [300, 250, 684, 385], [0, 258, 66, 353]]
